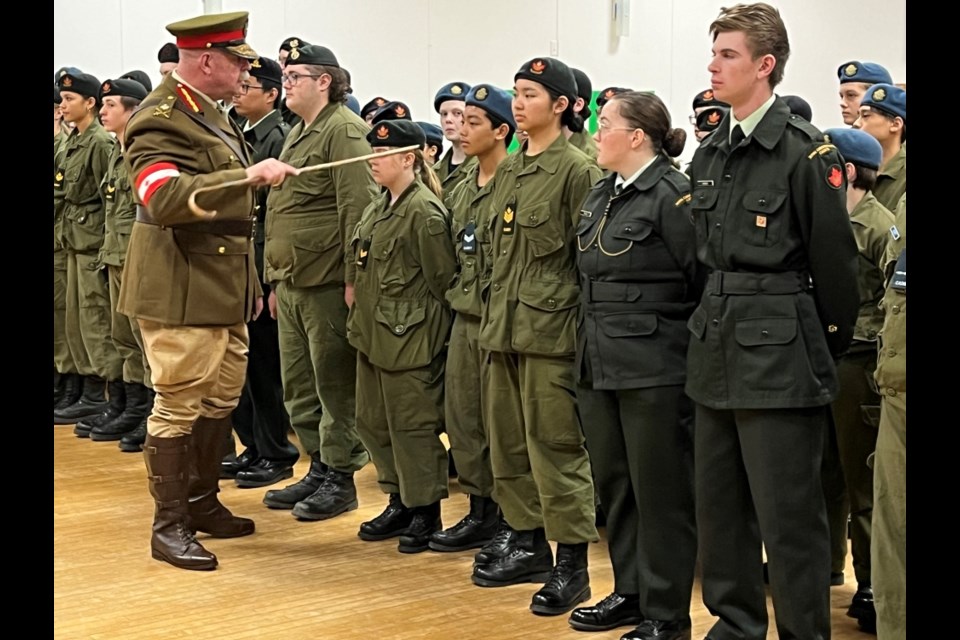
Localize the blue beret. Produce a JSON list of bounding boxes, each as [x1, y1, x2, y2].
[[371, 100, 412, 125], [367, 119, 425, 148], [416, 121, 444, 147], [861, 83, 905, 121], [465, 84, 516, 131], [515, 57, 576, 100], [434, 81, 471, 112], [837, 61, 892, 86], [824, 128, 883, 170], [345, 94, 361, 116]]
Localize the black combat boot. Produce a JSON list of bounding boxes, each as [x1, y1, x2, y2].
[[358, 493, 414, 541], [848, 583, 876, 633], [291, 468, 359, 520], [530, 542, 591, 615], [472, 527, 554, 587], [398, 502, 442, 553], [143, 433, 217, 570], [119, 417, 148, 452], [75, 380, 125, 437], [54, 374, 101, 423], [54, 373, 81, 414], [186, 416, 255, 538], [429, 494, 498, 552], [474, 513, 518, 566], [54, 370, 64, 406], [263, 452, 328, 509], [91, 382, 150, 441]]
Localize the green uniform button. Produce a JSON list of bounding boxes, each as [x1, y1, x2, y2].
[[886, 388, 897, 397], [892, 305, 900, 314], [394, 324, 404, 333], [711, 319, 720, 327], [78, 216, 86, 223], [547, 298, 556, 308], [493, 283, 501, 291], [463, 286, 469, 292]]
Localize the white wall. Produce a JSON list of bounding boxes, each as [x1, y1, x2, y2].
[[54, 0, 906, 165]]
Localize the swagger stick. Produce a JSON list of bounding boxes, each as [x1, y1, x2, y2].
[[186, 145, 421, 219]]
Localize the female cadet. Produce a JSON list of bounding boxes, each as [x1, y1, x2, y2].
[[347, 119, 457, 554], [75, 78, 155, 443], [568, 92, 700, 640], [472, 57, 602, 617], [53, 71, 124, 426]]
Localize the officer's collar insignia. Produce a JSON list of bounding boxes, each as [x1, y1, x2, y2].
[[872, 88, 886, 101], [475, 87, 488, 101], [376, 125, 389, 140], [530, 60, 546, 74], [845, 63, 858, 77], [826, 164, 843, 189], [175, 84, 201, 113], [451, 84, 463, 95]]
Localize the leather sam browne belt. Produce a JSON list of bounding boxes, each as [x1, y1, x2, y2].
[[706, 270, 811, 295], [137, 205, 254, 237]]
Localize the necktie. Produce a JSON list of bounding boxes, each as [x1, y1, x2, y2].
[[731, 124, 745, 147], [614, 182, 624, 196]]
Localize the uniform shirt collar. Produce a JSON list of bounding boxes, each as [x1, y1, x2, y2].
[[244, 109, 278, 133], [729, 93, 776, 143], [615, 155, 657, 191]]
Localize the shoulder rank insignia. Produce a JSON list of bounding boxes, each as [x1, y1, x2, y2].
[[502, 203, 515, 236], [153, 102, 173, 118], [675, 193, 692, 207], [807, 143, 836, 160]]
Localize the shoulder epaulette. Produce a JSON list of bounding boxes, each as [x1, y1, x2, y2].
[[786, 114, 823, 141], [807, 143, 838, 160]]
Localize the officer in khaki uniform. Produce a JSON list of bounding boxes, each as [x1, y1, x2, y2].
[[119, 11, 297, 571], [428, 84, 516, 554], [259, 44, 372, 520], [871, 193, 905, 639], [75, 78, 155, 443], [347, 120, 457, 553], [857, 83, 906, 212], [54, 71, 124, 426], [823, 127, 896, 632], [567, 68, 598, 160], [472, 57, 601, 617], [686, 6, 860, 639], [433, 82, 478, 206]]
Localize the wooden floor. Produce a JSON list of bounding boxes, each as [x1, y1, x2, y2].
[[54, 426, 870, 640]]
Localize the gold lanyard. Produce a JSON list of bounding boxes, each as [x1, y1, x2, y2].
[[577, 191, 633, 257]]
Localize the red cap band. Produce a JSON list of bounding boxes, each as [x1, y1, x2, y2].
[[176, 29, 245, 49]]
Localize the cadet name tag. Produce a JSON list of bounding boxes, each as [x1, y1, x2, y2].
[[462, 221, 477, 254], [890, 248, 905, 292]]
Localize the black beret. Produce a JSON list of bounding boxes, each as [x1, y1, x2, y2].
[[54, 85, 62, 104], [250, 56, 282, 84], [696, 106, 728, 133], [782, 95, 813, 123], [361, 96, 389, 120], [157, 42, 180, 64], [100, 78, 148, 101], [120, 70, 153, 93], [285, 43, 339, 68], [692, 88, 728, 110], [515, 57, 576, 100], [571, 68, 592, 103], [279, 36, 309, 52], [595, 86, 631, 109], [371, 100, 412, 125], [57, 72, 101, 100], [433, 81, 470, 112], [367, 119, 425, 148], [466, 84, 516, 131], [417, 121, 444, 147], [55, 66, 83, 82]]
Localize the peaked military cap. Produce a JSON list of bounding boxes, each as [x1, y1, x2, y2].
[[166, 11, 257, 60], [416, 121, 444, 148], [249, 56, 282, 84], [515, 57, 577, 100], [595, 86, 631, 109], [361, 96, 389, 120], [466, 84, 516, 131], [57, 71, 101, 100], [434, 81, 471, 112], [371, 100, 413, 125], [100, 78, 148, 101], [121, 70, 153, 93], [824, 128, 883, 170], [367, 119, 425, 148], [837, 61, 892, 85], [284, 43, 339, 68], [157, 42, 180, 64], [861, 83, 906, 121]]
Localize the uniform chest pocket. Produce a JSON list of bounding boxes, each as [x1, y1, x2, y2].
[[64, 166, 99, 204], [739, 189, 788, 247], [517, 204, 563, 257], [207, 146, 241, 170], [372, 236, 417, 288], [599, 312, 658, 338]]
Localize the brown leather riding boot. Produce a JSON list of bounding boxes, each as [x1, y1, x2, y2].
[[143, 434, 218, 570], [187, 416, 255, 538]]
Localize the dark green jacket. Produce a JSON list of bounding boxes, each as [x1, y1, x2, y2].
[[434, 147, 477, 210], [243, 109, 290, 289], [60, 121, 113, 253], [99, 144, 137, 267], [265, 101, 376, 288], [685, 99, 859, 409], [478, 133, 602, 356], [347, 180, 456, 372], [848, 191, 894, 344], [875, 194, 906, 394], [567, 130, 598, 161]]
